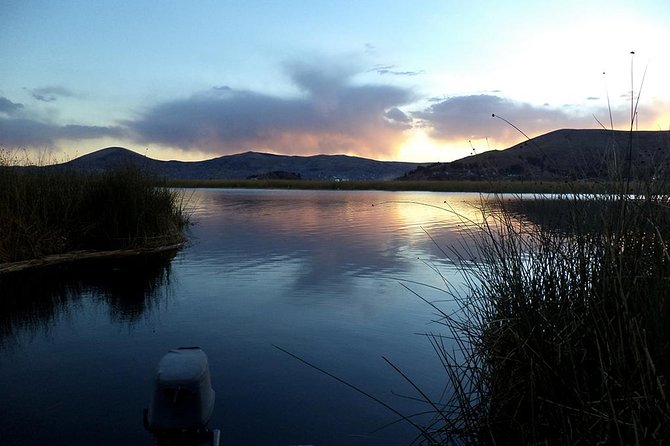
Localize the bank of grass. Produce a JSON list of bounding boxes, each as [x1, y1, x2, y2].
[[0, 162, 189, 265], [165, 178, 618, 194], [422, 172, 670, 442]]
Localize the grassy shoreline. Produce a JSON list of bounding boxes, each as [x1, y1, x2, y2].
[[164, 178, 626, 194]]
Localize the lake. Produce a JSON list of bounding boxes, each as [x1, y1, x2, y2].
[[0, 189, 489, 446]]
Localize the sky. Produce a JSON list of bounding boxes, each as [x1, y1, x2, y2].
[[1, 0, 669, 163]]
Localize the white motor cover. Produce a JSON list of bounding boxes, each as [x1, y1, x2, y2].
[[147, 347, 215, 431]]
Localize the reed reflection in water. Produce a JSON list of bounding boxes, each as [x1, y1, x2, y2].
[[0, 252, 175, 347]]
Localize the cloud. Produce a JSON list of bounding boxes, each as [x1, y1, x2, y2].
[[384, 107, 412, 128], [0, 94, 122, 148], [0, 97, 24, 115], [414, 94, 597, 143], [370, 64, 424, 77], [127, 62, 416, 157], [0, 117, 123, 147], [27, 86, 75, 102]]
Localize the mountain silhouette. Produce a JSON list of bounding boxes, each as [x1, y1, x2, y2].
[[61, 149, 424, 180], [54, 129, 670, 182], [400, 129, 670, 181]]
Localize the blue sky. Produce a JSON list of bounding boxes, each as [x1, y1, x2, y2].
[[1, 0, 669, 162]]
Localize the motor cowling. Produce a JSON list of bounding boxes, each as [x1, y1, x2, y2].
[[145, 347, 216, 438]]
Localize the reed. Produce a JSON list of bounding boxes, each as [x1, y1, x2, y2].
[[0, 158, 189, 264], [422, 145, 670, 443]]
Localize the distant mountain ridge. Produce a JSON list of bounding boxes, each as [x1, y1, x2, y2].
[[50, 129, 670, 182], [59, 148, 425, 181], [400, 129, 670, 181]]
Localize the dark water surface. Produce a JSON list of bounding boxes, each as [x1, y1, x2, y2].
[[0, 189, 487, 446]]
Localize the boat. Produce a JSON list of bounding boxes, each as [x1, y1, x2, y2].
[[144, 347, 220, 446]]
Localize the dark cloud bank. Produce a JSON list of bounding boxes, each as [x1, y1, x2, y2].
[[1, 67, 618, 156], [0, 117, 122, 147], [1, 90, 121, 148], [0, 95, 121, 147], [127, 63, 416, 157], [414, 94, 600, 143], [128, 65, 600, 156], [0, 97, 24, 114]]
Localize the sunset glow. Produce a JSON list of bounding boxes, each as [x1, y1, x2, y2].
[[1, 1, 668, 163], [397, 129, 464, 163]]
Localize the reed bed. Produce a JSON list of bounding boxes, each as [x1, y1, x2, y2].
[[0, 159, 189, 265], [421, 168, 670, 444]]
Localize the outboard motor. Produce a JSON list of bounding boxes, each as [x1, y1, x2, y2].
[[144, 347, 220, 446]]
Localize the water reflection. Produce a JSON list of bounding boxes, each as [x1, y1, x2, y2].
[[187, 189, 484, 295], [0, 251, 176, 347], [0, 189, 492, 446]]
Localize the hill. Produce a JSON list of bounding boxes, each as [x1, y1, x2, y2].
[[399, 129, 670, 181], [59, 149, 424, 181], [48, 130, 670, 182]]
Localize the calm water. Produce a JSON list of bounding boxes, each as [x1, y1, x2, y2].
[[0, 189, 488, 446]]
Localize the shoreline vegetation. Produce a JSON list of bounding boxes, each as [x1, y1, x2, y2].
[[0, 163, 189, 273], [163, 178, 639, 194], [417, 146, 670, 441]]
